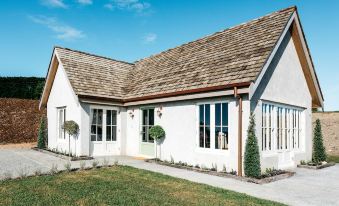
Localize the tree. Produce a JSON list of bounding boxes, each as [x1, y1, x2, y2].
[[63, 120, 79, 157], [313, 119, 326, 163], [149, 125, 165, 161], [244, 113, 261, 178], [37, 117, 47, 149]]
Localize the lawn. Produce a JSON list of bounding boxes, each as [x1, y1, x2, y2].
[[0, 166, 284, 206], [328, 155, 339, 163]]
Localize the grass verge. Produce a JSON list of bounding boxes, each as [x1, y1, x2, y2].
[[0, 166, 284, 206], [327, 155, 339, 163]]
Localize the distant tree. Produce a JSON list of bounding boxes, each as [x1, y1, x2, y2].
[[244, 113, 261, 178], [313, 119, 327, 163], [37, 118, 47, 149], [0, 77, 45, 99]]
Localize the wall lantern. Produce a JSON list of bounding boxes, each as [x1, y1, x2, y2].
[[157, 106, 163, 118], [129, 109, 134, 119]]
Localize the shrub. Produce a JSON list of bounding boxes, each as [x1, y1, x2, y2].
[[92, 160, 99, 168], [244, 113, 261, 178], [63, 120, 79, 157], [102, 159, 109, 167], [64, 162, 72, 172], [34, 169, 42, 176], [79, 161, 86, 170], [313, 119, 327, 163], [37, 117, 47, 149], [149, 125, 165, 141]]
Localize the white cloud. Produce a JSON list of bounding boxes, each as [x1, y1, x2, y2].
[[104, 0, 150, 13], [29, 15, 85, 41], [77, 0, 93, 5], [143, 33, 157, 43], [40, 0, 68, 8]]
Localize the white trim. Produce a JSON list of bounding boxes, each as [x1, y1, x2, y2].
[[39, 53, 57, 110], [249, 12, 296, 99], [293, 15, 324, 107], [124, 88, 248, 106]]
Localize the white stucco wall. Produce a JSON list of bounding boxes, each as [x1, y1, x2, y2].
[[252, 31, 312, 170], [125, 96, 250, 173], [47, 63, 82, 156]]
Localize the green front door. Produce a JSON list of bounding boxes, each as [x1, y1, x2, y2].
[[140, 108, 155, 157]]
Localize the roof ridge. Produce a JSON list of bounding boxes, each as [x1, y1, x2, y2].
[[134, 6, 296, 64], [54, 46, 135, 66]]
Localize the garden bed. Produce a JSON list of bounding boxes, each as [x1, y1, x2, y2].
[[146, 159, 294, 184], [32, 147, 93, 161], [297, 161, 335, 170]]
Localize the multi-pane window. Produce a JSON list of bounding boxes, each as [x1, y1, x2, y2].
[[215, 103, 228, 150], [57, 107, 66, 139], [91, 109, 103, 141], [262, 103, 302, 151], [199, 104, 210, 148], [106, 110, 117, 141], [141, 108, 154, 143]]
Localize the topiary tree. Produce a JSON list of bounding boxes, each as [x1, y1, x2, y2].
[[313, 119, 326, 164], [244, 113, 261, 178], [149, 125, 165, 161], [37, 117, 47, 149], [63, 120, 79, 157]]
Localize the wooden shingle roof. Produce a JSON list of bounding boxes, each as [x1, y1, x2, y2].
[[55, 7, 295, 101]]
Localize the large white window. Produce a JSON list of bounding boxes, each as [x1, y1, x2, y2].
[[215, 103, 228, 150], [198, 102, 229, 150], [91, 109, 103, 141], [199, 104, 211, 148], [262, 103, 302, 151], [106, 110, 117, 141], [57, 107, 66, 139]]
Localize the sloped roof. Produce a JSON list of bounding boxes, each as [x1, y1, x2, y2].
[[55, 47, 134, 100], [54, 7, 295, 101]]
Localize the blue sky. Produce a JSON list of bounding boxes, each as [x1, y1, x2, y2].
[[0, 0, 338, 111]]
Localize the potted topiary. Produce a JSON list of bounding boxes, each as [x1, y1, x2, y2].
[[63, 120, 79, 157], [149, 125, 165, 161]]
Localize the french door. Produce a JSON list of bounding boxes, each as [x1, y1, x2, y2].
[[140, 108, 155, 157], [90, 108, 118, 156]]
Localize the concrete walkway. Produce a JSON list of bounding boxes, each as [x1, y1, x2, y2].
[[1, 148, 339, 206]]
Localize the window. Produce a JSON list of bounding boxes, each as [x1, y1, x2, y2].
[[262, 103, 302, 151], [106, 110, 117, 141], [57, 107, 66, 139], [199, 104, 210, 148], [90, 109, 103, 141], [141, 108, 154, 143], [215, 103, 228, 150]]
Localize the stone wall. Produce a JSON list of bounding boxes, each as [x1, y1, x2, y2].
[[313, 112, 339, 156], [0, 98, 46, 144]]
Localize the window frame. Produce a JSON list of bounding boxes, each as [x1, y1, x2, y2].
[[196, 101, 230, 152], [57, 107, 66, 140], [140, 107, 155, 143], [261, 101, 304, 153], [214, 102, 229, 150]]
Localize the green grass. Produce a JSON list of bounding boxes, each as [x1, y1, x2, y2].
[[327, 155, 339, 163], [0, 166, 284, 206]]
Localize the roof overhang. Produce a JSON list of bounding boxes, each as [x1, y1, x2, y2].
[[249, 10, 324, 109], [39, 48, 59, 110]]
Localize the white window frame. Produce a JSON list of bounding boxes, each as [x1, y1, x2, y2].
[[140, 107, 155, 143], [57, 107, 66, 140], [89, 105, 119, 143], [261, 101, 304, 153], [196, 101, 230, 152], [214, 102, 229, 150]]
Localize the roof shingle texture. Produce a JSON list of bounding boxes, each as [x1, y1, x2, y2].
[[55, 7, 295, 101]]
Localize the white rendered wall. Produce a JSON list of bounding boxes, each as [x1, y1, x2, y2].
[[252, 31, 312, 170], [47, 63, 82, 156], [125, 96, 250, 173]]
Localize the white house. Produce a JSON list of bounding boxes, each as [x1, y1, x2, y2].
[[39, 7, 323, 176]]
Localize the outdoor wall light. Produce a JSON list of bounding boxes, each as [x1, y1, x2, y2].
[[129, 109, 134, 119], [157, 106, 163, 118]]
